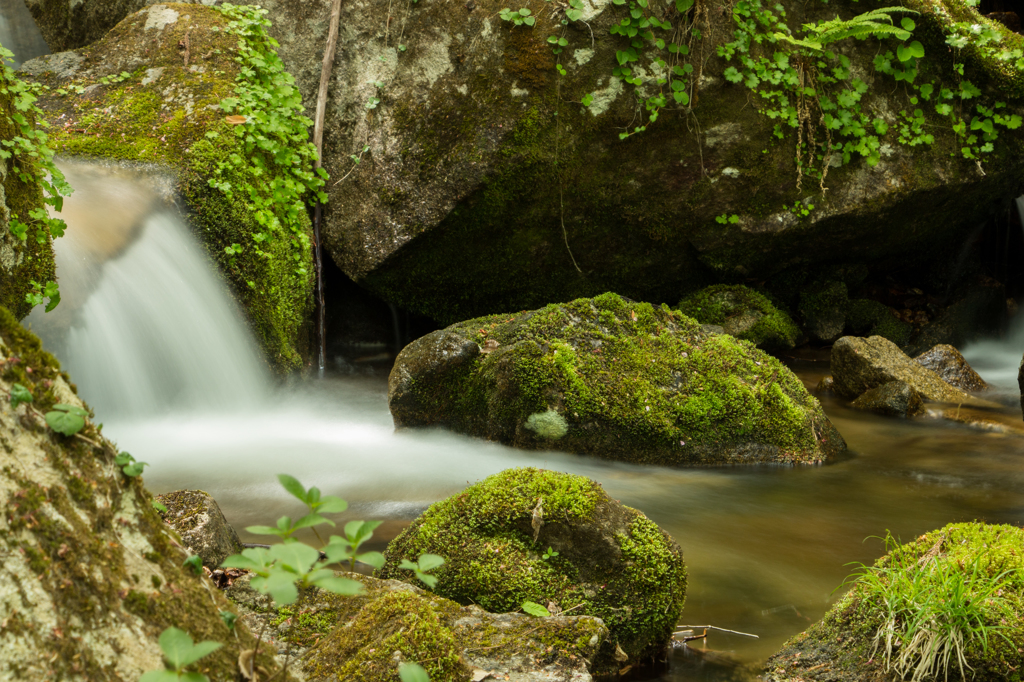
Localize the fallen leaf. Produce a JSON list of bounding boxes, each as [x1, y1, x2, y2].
[[225, 115, 247, 125], [471, 670, 493, 681]]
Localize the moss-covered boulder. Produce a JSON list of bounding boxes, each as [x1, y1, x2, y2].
[[799, 281, 849, 344], [155, 489, 243, 570], [677, 284, 800, 351], [20, 3, 317, 372], [378, 468, 684, 673], [389, 293, 845, 466], [765, 523, 1024, 682], [845, 299, 912, 347], [0, 64, 56, 319], [0, 306, 283, 680], [225, 571, 610, 681]]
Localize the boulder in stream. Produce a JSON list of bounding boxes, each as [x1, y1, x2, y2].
[[378, 468, 684, 673], [0, 305, 279, 680], [799, 281, 849, 344], [845, 299, 911, 347], [389, 293, 846, 466], [765, 523, 1024, 682], [155, 489, 243, 570], [21, 3, 317, 372], [831, 335, 970, 403], [227, 571, 609, 682], [914, 344, 989, 393], [849, 380, 924, 418], [677, 284, 800, 351]]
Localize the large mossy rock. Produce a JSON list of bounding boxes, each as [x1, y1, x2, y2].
[[831, 335, 970, 403], [0, 65, 56, 319], [377, 468, 685, 672], [677, 284, 800, 351], [389, 293, 845, 466], [25, 0, 1024, 325], [20, 4, 315, 372], [765, 523, 1024, 682], [0, 306, 281, 680], [226, 572, 608, 681]]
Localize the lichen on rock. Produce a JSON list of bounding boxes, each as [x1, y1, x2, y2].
[[0, 305, 281, 681], [389, 293, 845, 466], [831, 335, 972, 403], [155, 488, 243, 570], [20, 3, 316, 372], [378, 467, 684, 673], [677, 284, 801, 351]]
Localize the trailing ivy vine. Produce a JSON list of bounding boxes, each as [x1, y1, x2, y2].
[[0, 44, 71, 312]]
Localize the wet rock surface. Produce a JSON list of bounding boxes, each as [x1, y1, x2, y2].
[[390, 293, 845, 466], [850, 381, 924, 418], [831, 336, 970, 403], [225, 571, 609, 682], [914, 344, 989, 392], [155, 489, 243, 569], [378, 468, 683, 674]]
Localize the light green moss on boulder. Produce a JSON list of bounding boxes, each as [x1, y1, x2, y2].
[[21, 4, 314, 372], [389, 293, 845, 466], [766, 523, 1024, 682], [0, 68, 56, 320], [378, 468, 685, 672], [677, 284, 801, 351]]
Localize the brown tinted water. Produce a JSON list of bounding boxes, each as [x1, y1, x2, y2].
[[128, 357, 1024, 682]]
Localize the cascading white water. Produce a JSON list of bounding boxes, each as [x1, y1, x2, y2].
[[27, 162, 269, 418], [0, 0, 49, 67]]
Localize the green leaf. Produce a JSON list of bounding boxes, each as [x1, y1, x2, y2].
[[522, 601, 551, 617], [310, 575, 364, 595], [157, 627, 222, 669], [45, 409, 85, 436], [398, 662, 431, 682], [417, 554, 446, 571], [183, 554, 203, 575], [278, 474, 309, 504], [901, 17, 915, 31], [153, 500, 168, 513], [139, 671, 181, 682], [316, 496, 348, 514], [9, 383, 32, 409], [122, 461, 148, 477], [219, 611, 238, 630], [358, 551, 386, 569]]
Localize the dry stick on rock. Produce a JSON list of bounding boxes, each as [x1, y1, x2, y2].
[[310, 0, 344, 377]]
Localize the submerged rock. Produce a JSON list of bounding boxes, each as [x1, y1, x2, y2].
[[914, 344, 989, 392], [378, 468, 684, 673], [155, 489, 243, 570], [389, 294, 845, 466], [677, 284, 800, 351], [0, 306, 278, 680], [850, 381, 924, 418], [831, 336, 970, 403], [21, 3, 316, 372], [765, 523, 1024, 682]]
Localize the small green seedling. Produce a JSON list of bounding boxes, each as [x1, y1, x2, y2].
[[140, 627, 222, 682], [398, 553, 445, 588], [499, 7, 535, 26], [183, 555, 203, 576], [9, 383, 32, 410], [219, 611, 238, 631], [45, 404, 88, 436], [542, 546, 559, 560], [115, 451, 149, 477]]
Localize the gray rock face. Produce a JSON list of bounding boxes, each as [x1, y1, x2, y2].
[[831, 336, 970, 403], [24, 0, 208, 52], [914, 344, 989, 392], [225, 571, 609, 682], [155, 489, 243, 569], [850, 380, 924, 418]]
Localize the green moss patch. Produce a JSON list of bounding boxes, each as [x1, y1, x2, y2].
[[390, 293, 845, 465], [677, 284, 801, 350], [378, 467, 685, 671]]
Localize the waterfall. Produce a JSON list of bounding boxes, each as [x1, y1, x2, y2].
[[26, 161, 269, 419], [0, 0, 49, 67]]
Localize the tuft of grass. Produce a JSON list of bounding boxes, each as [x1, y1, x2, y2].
[[841, 531, 1013, 682]]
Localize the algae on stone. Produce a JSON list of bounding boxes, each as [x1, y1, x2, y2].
[[766, 523, 1024, 682], [389, 293, 845, 466], [21, 3, 315, 372], [0, 305, 283, 681], [378, 467, 685, 672], [678, 284, 801, 351]]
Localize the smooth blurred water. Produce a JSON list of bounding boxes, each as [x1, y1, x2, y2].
[[0, 0, 48, 67], [29, 163, 1024, 681]]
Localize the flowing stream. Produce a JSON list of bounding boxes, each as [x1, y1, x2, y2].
[[26, 162, 1024, 682]]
